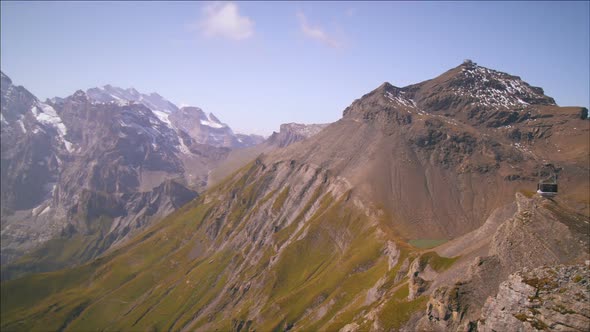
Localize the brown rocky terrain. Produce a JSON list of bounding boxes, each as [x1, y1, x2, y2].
[[478, 264, 589, 331], [208, 122, 329, 187], [412, 193, 589, 331], [266, 122, 329, 148], [269, 61, 588, 240], [0, 61, 588, 331]]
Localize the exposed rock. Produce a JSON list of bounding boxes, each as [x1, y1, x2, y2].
[[407, 255, 438, 300], [395, 257, 411, 283], [384, 240, 400, 270], [265, 122, 329, 148], [1, 75, 236, 273], [426, 285, 463, 325], [418, 193, 589, 331], [365, 276, 387, 306], [339, 322, 359, 332], [478, 264, 590, 332], [208, 122, 329, 187], [490, 194, 589, 270], [1, 61, 588, 332]]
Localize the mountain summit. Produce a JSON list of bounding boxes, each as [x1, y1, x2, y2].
[[344, 61, 557, 125], [85, 85, 263, 149], [86, 85, 179, 113], [1, 62, 588, 331]]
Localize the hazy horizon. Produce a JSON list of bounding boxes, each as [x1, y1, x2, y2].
[[2, 1, 589, 135]]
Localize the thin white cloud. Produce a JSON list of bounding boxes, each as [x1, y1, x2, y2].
[[296, 11, 341, 48], [195, 2, 254, 41]]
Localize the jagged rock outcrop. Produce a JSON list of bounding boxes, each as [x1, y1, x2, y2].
[[266, 122, 329, 148], [478, 264, 590, 332], [416, 193, 589, 331], [408, 257, 432, 300], [425, 285, 463, 329], [208, 122, 328, 187], [169, 106, 237, 148]]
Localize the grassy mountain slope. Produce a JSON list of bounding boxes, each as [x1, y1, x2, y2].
[[2, 62, 588, 331], [2, 159, 447, 331]]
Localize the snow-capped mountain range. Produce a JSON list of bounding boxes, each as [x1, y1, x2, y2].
[[0, 73, 263, 267], [86, 85, 179, 113], [84, 84, 264, 149]]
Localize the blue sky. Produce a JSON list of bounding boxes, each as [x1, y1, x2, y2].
[[1, 1, 589, 135]]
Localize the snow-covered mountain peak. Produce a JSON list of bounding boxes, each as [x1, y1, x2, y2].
[[31, 83, 264, 150], [86, 85, 179, 114], [201, 112, 227, 129], [452, 62, 556, 109]]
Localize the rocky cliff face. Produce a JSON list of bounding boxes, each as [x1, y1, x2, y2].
[[266, 122, 329, 148], [208, 122, 329, 186], [1, 72, 64, 214], [414, 193, 589, 331], [86, 85, 264, 149], [479, 264, 589, 332], [0, 75, 263, 273]]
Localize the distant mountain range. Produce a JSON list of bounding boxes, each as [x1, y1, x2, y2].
[[1, 61, 588, 331], [0, 73, 325, 275], [85, 84, 265, 149]]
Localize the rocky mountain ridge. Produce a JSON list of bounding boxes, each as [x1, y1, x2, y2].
[[207, 121, 329, 186], [289, 60, 589, 239], [413, 192, 589, 331], [0, 73, 264, 273], [478, 264, 589, 331], [1, 71, 333, 278], [1, 61, 587, 331], [266, 122, 329, 148], [85, 84, 264, 149]]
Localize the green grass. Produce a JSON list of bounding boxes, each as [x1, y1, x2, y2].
[[1, 159, 424, 332], [272, 186, 290, 214], [2, 163, 268, 331], [409, 239, 448, 249], [379, 294, 428, 330], [392, 283, 410, 301], [258, 193, 396, 331], [273, 218, 300, 248], [1, 200, 215, 331]]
